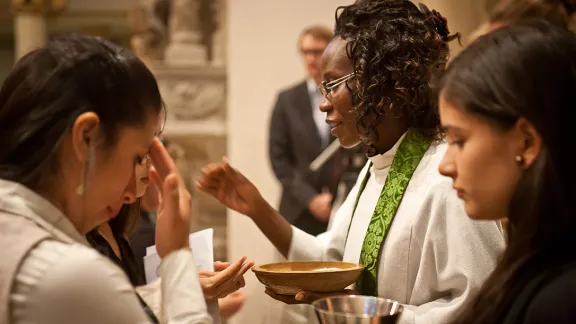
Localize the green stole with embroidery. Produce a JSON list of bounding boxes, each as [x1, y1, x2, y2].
[[345, 128, 432, 296]]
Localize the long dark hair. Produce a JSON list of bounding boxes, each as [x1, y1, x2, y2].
[[333, 0, 459, 150], [0, 34, 164, 192], [442, 20, 576, 323]]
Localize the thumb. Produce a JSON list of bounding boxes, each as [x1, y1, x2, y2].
[[222, 157, 244, 183]]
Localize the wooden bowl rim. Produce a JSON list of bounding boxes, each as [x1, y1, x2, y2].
[[252, 261, 365, 274]]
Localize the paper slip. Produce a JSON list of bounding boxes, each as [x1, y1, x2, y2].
[[144, 228, 221, 323]]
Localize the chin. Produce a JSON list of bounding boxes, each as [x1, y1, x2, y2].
[[464, 204, 488, 221], [338, 136, 361, 149]]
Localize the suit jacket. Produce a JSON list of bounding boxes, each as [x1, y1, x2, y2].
[[269, 81, 340, 236]]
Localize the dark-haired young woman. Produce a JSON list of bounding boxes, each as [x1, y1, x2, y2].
[[440, 19, 576, 324], [197, 1, 505, 323], [0, 34, 213, 323]]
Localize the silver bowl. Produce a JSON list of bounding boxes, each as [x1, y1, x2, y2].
[[312, 295, 404, 324]]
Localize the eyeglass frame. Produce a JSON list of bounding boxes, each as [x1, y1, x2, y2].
[[318, 72, 356, 97]]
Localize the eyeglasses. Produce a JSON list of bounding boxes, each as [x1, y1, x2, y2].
[[318, 72, 356, 97]]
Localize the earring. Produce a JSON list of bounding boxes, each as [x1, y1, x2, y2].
[[76, 144, 94, 196], [515, 155, 525, 165], [75, 160, 86, 196]]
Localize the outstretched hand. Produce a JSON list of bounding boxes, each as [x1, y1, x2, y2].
[[196, 158, 269, 219], [199, 257, 254, 301], [264, 289, 357, 305]]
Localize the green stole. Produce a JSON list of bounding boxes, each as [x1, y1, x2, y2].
[[345, 128, 432, 296]]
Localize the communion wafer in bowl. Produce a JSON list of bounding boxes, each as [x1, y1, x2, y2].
[[252, 261, 364, 295]]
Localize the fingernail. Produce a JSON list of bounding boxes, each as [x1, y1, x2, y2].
[[295, 293, 304, 301]]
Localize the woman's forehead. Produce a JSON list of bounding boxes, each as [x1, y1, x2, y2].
[[322, 38, 353, 74]]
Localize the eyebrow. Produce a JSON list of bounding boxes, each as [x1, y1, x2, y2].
[[440, 125, 460, 133]]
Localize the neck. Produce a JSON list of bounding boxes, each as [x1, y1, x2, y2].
[[98, 222, 121, 258], [370, 120, 410, 155]]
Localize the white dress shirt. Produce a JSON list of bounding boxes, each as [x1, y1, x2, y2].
[[307, 79, 330, 148]]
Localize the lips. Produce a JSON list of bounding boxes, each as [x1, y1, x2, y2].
[[325, 119, 341, 128], [453, 187, 465, 199]]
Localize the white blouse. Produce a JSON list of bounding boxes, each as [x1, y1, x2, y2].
[[289, 138, 505, 324], [0, 180, 212, 324]]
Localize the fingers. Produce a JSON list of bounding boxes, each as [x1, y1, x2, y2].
[[214, 261, 231, 272], [294, 291, 320, 303], [150, 167, 163, 206], [222, 157, 244, 183], [214, 256, 248, 284], [202, 257, 252, 300], [294, 289, 357, 303], [196, 163, 226, 193], [163, 173, 180, 224], [264, 288, 304, 305], [210, 257, 253, 291], [150, 138, 178, 181]]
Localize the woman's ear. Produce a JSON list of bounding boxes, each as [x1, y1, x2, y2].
[[71, 112, 100, 162], [513, 117, 542, 169]]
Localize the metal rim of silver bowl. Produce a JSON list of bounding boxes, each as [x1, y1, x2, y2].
[[311, 295, 404, 319]]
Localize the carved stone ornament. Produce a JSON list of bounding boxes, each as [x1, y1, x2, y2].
[[159, 81, 225, 120], [165, 0, 206, 65]]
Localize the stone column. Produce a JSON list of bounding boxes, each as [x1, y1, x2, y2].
[[12, 0, 47, 61], [12, 0, 65, 61], [165, 0, 206, 66], [211, 0, 226, 67]]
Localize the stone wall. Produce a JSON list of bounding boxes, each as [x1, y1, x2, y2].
[[130, 0, 228, 261]]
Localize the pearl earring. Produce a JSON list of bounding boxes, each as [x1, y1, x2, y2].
[[515, 155, 525, 164]]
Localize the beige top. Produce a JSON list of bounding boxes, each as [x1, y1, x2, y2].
[[0, 179, 212, 324]]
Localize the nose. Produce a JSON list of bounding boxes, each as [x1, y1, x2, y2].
[[438, 150, 456, 179], [319, 96, 331, 113], [122, 172, 138, 205]]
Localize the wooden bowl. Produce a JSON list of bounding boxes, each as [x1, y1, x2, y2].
[[252, 261, 365, 295]]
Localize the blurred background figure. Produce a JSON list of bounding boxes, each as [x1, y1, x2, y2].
[[468, 0, 575, 43], [268, 25, 343, 237]]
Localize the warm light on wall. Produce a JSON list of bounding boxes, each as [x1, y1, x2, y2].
[[11, 0, 66, 15]]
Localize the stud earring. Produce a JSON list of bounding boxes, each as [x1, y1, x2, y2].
[[515, 155, 525, 165]]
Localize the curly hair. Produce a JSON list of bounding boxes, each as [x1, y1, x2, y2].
[[334, 0, 458, 151]]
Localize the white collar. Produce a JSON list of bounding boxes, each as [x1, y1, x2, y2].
[[368, 132, 407, 170], [306, 79, 318, 94]]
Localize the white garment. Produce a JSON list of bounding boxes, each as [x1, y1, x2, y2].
[[0, 179, 212, 324], [307, 79, 330, 147], [288, 137, 505, 324]]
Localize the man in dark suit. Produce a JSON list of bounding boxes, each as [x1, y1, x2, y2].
[[269, 25, 341, 236]]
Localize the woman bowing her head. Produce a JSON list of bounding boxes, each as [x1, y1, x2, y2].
[[0, 34, 215, 323], [198, 1, 505, 323]]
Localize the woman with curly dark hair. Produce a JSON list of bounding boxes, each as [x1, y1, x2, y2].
[[198, 1, 505, 323]]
